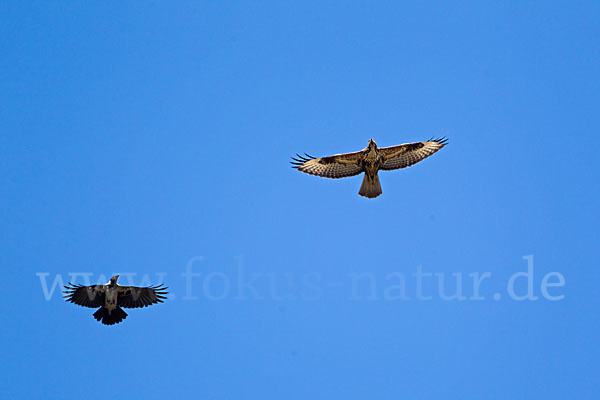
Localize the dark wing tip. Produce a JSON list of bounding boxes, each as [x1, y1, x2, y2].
[[429, 136, 449, 146], [151, 284, 168, 290], [290, 153, 316, 168], [291, 153, 316, 162]]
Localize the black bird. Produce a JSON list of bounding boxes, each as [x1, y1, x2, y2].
[[63, 274, 168, 325]]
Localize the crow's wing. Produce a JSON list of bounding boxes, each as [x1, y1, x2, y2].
[[380, 137, 448, 170], [117, 284, 168, 308], [291, 150, 364, 178], [63, 284, 106, 308]]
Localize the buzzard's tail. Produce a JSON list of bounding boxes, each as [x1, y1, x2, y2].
[[93, 306, 128, 326], [359, 173, 382, 198]]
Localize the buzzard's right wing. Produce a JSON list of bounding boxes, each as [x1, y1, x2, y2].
[[63, 284, 105, 308], [379, 137, 448, 170], [291, 151, 363, 179]]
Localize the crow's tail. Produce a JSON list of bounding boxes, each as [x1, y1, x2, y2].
[[93, 306, 128, 325]]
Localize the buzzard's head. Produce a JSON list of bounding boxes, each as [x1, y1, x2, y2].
[[367, 138, 377, 149], [109, 274, 120, 286]]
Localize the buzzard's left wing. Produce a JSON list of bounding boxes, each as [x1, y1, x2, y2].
[[63, 284, 106, 308], [117, 284, 168, 308], [380, 137, 448, 170], [291, 151, 364, 179]]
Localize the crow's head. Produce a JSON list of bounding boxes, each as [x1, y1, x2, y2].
[[109, 274, 120, 286]]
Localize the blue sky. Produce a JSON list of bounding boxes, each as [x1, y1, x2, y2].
[[1, 1, 599, 399]]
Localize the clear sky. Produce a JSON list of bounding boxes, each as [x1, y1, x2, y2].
[[1, 1, 599, 399]]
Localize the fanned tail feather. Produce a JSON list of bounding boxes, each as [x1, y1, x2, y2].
[[359, 173, 382, 198]]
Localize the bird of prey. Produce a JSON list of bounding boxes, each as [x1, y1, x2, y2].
[[63, 274, 168, 325], [291, 137, 448, 198]]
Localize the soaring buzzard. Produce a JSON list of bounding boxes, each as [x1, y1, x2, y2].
[[63, 274, 168, 325], [291, 137, 448, 198]]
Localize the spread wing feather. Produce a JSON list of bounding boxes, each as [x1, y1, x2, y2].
[[380, 137, 448, 170], [117, 284, 168, 309], [290, 151, 364, 179], [63, 284, 105, 308]]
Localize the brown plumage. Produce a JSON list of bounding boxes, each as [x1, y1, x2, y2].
[[291, 137, 448, 198]]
